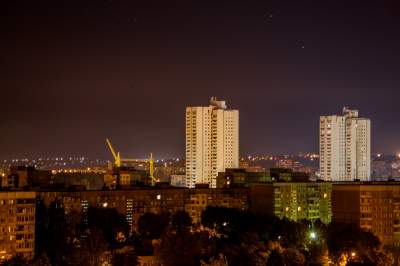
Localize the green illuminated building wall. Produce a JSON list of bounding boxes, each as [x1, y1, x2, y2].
[[251, 182, 332, 224]]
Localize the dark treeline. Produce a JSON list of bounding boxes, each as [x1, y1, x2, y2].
[[4, 204, 396, 266]]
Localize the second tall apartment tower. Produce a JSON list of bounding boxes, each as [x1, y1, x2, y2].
[[186, 97, 239, 188], [320, 107, 371, 181]]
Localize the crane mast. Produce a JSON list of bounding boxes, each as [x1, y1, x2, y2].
[[106, 138, 121, 167], [149, 152, 155, 186]]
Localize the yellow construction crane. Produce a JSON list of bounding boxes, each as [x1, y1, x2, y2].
[[106, 138, 121, 167], [105, 138, 157, 185], [149, 152, 155, 186]]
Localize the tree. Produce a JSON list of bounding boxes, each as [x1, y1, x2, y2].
[[85, 227, 109, 266], [266, 248, 284, 266], [157, 212, 213, 266], [35, 198, 48, 257], [222, 232, 266, 266], [326, 223, 381, 264], [158, 229, 213, 266], [282, 248, 306, 266], [201, 206, 256, 244], [171, 210, 192, 232], [138, 212, 170, 239], [87, 207, 130, 247], [3, 256, 29, 266], [265, 242, 306, 266], [201, 253, 228, 266], [31, 253, 51, 266], [45, 200, 71, 265], [111, 247, 138, 266]]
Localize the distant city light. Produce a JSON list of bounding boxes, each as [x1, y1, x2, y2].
[[156, 194, 161, 200]]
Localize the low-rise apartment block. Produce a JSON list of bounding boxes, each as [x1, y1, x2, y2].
[[332, 182, 400, 246], [0, 192, 36, 262], [38, 187, 250, 233]]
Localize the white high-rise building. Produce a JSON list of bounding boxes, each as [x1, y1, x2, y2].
[[185, 97, 239, 188], [319, 107, 371, 181]]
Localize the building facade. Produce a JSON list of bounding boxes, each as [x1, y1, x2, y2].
[[251, 182, 332, 224], [320, 107, 371, 181], [332, 182, 400, 246], [38, 187, 249, 234], [216, 168, 270, 188], [185, 97, 239, 188], [0, 192, 36, 262], [185, 188, 249, 224]]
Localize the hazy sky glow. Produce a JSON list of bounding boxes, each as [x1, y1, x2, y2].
[[1, 0, 400, 159]]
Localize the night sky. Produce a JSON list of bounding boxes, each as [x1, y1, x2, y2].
[[1, 0, 400, 159]]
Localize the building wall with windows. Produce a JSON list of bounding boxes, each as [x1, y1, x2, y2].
[[38, 189, 187, 234], [185, 188, 249, 224], [186, 97, 239, 188], [320, 107, 370, 181], [0, 192, 36, 262], [320, 115, 346, 181], [332, 183, 400, 246], [38, 188, 249, 233], [251, 182, 332, 224], [216, 168, 271, 188]]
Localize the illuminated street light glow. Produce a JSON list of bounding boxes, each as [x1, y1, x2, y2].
[[310, 231, 317, 240]]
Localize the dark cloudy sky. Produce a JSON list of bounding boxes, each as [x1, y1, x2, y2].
[[1, 0, 400, 159]]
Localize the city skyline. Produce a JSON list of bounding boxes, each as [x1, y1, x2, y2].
[[2, 1, 400, 264], [2, 0, 400, 159]]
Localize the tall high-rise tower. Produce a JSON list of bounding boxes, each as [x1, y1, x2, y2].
[[319, 107, 371, 181], [185, 97, 239, 188]]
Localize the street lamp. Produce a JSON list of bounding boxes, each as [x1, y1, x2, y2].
[[310, 231, 317, 240]]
